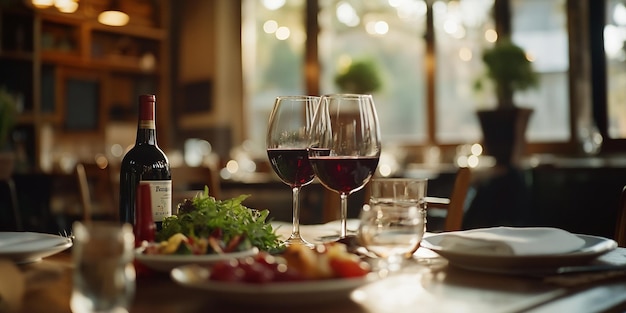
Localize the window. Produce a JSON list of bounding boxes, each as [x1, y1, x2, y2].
[[319, 0, 428, 143], [511, 0, 570, 142], [606, 0, 626, 139], [434, 0, 494, 143], [242, 0, 306, 156], [242, 0, 576, 159]]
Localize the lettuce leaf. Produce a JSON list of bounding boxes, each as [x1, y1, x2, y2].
[[157, 187, 283, 252]]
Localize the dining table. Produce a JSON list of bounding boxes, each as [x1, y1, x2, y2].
[[8, 223, 626, 313]]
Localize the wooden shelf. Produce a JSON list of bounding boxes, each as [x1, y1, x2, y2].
[[41, 52, 159, 74], [89, 22, 166, 41], [39, 11, 166, 41], [0, 51, 35, 61], [0, 1, 171, 172], [90, 56, 159, 74], [39, 12, 84, 26], [40, 51, 84, 64]]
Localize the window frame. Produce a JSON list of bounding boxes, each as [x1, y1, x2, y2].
[[265, 0, 621, 160]]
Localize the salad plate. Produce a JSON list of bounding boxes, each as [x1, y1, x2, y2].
[[422, 233, 617, 274], [170, 264, 377, 305], [134, 247, 259, 272], [0, 232, 73, 264]]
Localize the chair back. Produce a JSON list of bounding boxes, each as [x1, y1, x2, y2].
[[443, 166, 471, 231], [76, 163, 92, 222], [76, 162, 117, 222], [616, 186, 626, 247], [426, 166, 472, 231]]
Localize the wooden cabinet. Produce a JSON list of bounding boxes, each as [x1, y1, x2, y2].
[[0, 0, 170, 173]]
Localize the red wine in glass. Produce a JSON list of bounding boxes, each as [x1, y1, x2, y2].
[[308, 94, 381, 239], [309, 156, 379, 193], [266, 95, 320, 247], [267, 148, 315, 187]]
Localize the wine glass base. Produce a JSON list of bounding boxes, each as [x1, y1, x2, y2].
[[283, 235, 315, 248]]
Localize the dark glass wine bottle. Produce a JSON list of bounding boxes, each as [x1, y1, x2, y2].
[[119, 94, 172, 231]]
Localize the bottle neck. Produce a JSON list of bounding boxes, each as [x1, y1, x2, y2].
[[136, 127, 157, 145], [136, 99, 157, 146]]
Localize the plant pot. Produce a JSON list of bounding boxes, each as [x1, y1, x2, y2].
[[477, 107, 533, 166], [0, 151, 15, 180]]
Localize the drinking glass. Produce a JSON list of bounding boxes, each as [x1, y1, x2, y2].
[[70, 221, 136, 313], [267, 95, 320, 247], [309, 94, 381, 239], [358, 178, 427, 275]]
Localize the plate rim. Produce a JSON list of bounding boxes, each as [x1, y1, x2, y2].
[[170, 263, 376, 296], [134, 246, 259, 262], [134, 246, 259, 272], [0, 232, 73, 263], [422, 233, 617, 259], [421, 232, 617, 273]]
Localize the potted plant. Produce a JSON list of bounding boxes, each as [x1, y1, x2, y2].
[[474, 38, 538, 165], [334, 59, 382, 94], [0, 86, 17, 179]]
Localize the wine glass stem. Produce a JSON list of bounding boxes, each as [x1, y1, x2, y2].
[[340, 193, 348, 238], [291, 186, 302, 238]]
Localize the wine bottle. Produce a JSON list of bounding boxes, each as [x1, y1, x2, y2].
[[119, 94, 172, 231]]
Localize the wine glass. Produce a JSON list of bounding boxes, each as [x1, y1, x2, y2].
[[267, 95, 319, 247], [357, 178, 427, 275], [308, 94, 381, 239]]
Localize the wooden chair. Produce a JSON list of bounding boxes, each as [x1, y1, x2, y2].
[[425, 166, 472, 232], [76, 163, 92, 222], [615, 186, 626, 247], [76, 162, 117, 222]]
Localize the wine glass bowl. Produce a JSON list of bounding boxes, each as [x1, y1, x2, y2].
[[357, 178, 428, 274], [308, 94, 381, 239], [267, 96, 320, 247]]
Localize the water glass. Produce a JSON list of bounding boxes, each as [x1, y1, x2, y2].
[[358, 178, 427, 274], [71, 221, 136, 313]]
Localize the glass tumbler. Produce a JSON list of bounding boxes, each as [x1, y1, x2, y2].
[[358, 178, 427, 274], [71, 221, 136, 313]]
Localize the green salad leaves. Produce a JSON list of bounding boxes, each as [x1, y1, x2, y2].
[[157, 187, 283, 252]]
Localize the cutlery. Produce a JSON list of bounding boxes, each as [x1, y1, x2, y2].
[[553, 263, 626, 275], [542, 263, 626, 287], [524, 263, 626, 277]]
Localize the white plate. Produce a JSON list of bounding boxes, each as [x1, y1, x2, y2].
[[0, 232, 73, 264], [134, 247, 259, 272], [422, 233, 617, 274], [170, 264, 377, 305]]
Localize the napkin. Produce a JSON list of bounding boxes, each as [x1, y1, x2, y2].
[[0, 259, 24, 313], [437, 227, 586, 256]]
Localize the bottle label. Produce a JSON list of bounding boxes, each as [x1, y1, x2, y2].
[[139, 120, 156, 129], [142, 180, 172, 222]]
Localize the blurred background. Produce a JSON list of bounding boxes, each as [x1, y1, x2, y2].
[[0, 0, 624, 240]]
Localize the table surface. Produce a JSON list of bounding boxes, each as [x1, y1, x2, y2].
[[13, 231, 626, 313]]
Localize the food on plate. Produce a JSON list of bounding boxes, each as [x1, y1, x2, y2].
[[208, 242, 370, 283], [147, 187, 282, 254], [143, 230, 252, 255]]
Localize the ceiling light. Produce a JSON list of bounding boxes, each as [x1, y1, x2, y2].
[[98, 0, 129, 26], [98, 10, 129, 26], [31, 0, 54, 8], [55, 0, 78, 13]]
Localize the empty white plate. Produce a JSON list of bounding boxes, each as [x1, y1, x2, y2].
[[0, 232, 73, 263]]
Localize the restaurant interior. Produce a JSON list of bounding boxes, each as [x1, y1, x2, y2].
[[0, 0, 624, 243]]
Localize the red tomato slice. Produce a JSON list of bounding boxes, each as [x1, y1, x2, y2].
[[329, 258, 369, 278]]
